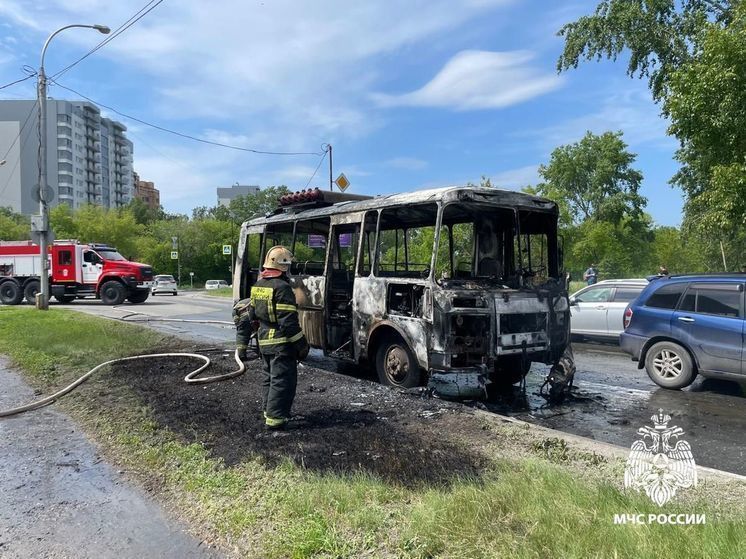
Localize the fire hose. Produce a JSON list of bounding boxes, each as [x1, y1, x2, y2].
[[0, 348, 256, 418]]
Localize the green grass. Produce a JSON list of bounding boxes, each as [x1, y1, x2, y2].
[[202, 287, 233, 298], [1, 306, 744, 558]]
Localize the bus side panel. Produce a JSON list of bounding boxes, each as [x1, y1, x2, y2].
[[352, 276, 386, 359], [291, 275, 326, 348]]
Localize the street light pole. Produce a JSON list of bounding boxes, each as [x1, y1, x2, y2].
[[37, 23, 110, 310]]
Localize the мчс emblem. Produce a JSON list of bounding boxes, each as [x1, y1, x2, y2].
[[624, 409, 697, 506]]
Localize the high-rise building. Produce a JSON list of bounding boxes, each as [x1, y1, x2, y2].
[[0, 99, 134, 215], [217, 184, 259, 207], [133, 171, 160, 209]]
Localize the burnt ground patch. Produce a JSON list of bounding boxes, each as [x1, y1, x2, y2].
[[105, 348, 495, 487]]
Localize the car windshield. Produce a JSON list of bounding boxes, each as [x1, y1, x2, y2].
[[97, 249, 127, 261], [156, 275, 174, 281]]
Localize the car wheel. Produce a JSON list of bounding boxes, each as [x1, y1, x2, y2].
[[375, 335, 421, 388], [645, 341, 696, 389]]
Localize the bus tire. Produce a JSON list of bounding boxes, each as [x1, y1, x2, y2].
[[493, 355, 531, 386], [23, 280, 40, 304], [100, 281, 126, 305], [375, 335, 421, 388], [0, 280, 24, 305]]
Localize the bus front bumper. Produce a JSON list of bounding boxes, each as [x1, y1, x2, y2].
[[427, 364, 489, 399]]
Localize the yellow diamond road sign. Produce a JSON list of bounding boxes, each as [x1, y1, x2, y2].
[[334, 173, 350, 192]]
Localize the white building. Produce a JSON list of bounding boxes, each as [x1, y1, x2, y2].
[[0, 99, 134, 215]]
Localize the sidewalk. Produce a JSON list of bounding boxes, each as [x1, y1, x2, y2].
[[0, 358, 221, 559]]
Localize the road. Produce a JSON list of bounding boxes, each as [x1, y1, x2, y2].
[[59, 292, 746, 476]]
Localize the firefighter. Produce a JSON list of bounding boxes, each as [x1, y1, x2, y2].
[[233, 245, 309, 430]]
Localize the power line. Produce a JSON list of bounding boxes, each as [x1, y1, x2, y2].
[[304, 148, 329, 189], [49, 78, 325, 156], [53, 0, 166, 79], [0, 74, 35, 91], [1, 100, 38, 162], [0, 101, 39, 201]]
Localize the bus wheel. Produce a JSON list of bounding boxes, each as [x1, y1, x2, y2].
[[493, 356, 530, 386], [375, 335, 421, 388]]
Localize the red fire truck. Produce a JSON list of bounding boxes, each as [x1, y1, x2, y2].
[[0, 240, 154, 305]]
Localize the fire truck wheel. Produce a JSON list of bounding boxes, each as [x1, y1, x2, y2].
[[375, 335, 421, 388], [100, 281, 127, 305], [23, 280, 40, 304], [127, 290, 150, 304], [0, 280, 24, 305]]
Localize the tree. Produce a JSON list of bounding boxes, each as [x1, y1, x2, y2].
[[49, 204, 145, 258], [536, 131, 646, 225], [127, 198, 165, 225], [0, 207, 30, 241], [664, 3, 746, 232], [228, 186, 290, 223], [557, 0, 734, 100]]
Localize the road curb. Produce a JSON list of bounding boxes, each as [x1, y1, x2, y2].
[[472, 408, 746, 483]]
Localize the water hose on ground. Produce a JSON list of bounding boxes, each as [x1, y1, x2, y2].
[[0, 349, 250, 418]]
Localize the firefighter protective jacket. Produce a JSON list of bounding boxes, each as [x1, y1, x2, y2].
[[233, 272, 305, 353]]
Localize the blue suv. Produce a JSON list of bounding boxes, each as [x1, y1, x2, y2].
[[620, 275, 745, 389]]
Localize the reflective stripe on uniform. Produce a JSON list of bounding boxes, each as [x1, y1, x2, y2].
[[275, 303, 297, 312], [250, 285, 276, 322], [258, 330, 305, 347], [265, 415, 286, 427]]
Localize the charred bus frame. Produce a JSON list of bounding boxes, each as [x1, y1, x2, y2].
[[234, 186, 575, 399]]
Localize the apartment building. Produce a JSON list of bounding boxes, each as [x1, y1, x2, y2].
[[0, 99, 134, 215]]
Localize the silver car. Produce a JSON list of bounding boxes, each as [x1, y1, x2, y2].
[[569, 279, 648, 340], [152, 274, 178, 296]]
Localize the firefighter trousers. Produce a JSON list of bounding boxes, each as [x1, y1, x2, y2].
[[261, 348, 297, 426]]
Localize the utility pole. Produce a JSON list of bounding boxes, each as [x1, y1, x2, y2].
[[36, 24, 109, 310], [328, 144, 333, 191]]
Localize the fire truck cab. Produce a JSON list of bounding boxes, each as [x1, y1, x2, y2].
[[0, 240, 154, 305]]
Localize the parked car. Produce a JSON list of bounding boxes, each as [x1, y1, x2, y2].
[[620, 275, 745, 389], [569, 279, 648, 340], [205, 280, 229, 290], [152, 274, 178, 296]]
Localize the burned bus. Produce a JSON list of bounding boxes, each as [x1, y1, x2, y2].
[[234, 186, 575, 399]]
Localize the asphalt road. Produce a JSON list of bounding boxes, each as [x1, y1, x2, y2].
[[58, 292, 746, 476]]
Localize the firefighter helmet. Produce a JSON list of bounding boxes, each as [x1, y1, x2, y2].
[[263, 245, 294, 271]]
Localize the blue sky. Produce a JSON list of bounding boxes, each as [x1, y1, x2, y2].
[[0, 0, 684, 225]]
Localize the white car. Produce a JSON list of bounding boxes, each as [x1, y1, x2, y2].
[[205, 280, 229, 290], [152, 274, 178, 296], [569, 279, 648, 340]]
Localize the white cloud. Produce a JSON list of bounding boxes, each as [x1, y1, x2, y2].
[[488, 164, 540, 188], [525, 86, 675, 150], [384, 157, 428, 171], [373, 50, 563, 110]]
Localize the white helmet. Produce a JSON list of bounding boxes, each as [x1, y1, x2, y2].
[[263, 245, 294, 271]]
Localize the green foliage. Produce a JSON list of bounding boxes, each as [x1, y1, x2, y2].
[[537, 131, 646, 225], [558, 0, 743, 270], [50, 204, 145, 258], [557, 0, 733, 100], [0, 207, 29, 240], [228, 185, 290, 223], [664, 3, 746, 242]]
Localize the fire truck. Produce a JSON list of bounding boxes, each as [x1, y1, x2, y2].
[[0, 240, 154, 305]]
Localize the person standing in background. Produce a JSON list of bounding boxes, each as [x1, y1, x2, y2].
[[583, 264, 598, 285]]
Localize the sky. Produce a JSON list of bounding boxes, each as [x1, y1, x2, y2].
[[0, 0, 684, 225]]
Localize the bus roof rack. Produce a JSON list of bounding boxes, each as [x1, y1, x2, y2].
[[278, 188, 372, 211]]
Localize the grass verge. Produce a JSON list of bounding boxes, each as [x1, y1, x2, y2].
[[1, 306, 744, 558], [202, 287, 233, 298]]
